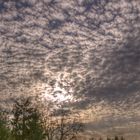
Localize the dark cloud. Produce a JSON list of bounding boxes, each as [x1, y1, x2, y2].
[[48, 19, 63, 29]]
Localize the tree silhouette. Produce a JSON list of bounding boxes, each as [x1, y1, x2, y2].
[[9, 96, 83, 140], [107, 137, 111, 140], [40, 103, 84, 140], [120, 136, 125, 140], [114, 136, 119, 140], [55, 109, 83, 140], [0, 111, 11, 140], [11, 97, 46, 140]]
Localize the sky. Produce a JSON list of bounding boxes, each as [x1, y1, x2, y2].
[[0, 0, 140, 139]]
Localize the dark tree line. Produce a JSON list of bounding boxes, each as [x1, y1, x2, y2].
[[0, 96, 127, 140], [88, 136, 125, 140], [0, 96, 83, 140]]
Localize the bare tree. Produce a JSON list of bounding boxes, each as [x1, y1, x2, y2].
[[37, 98, 84, 140], [0, 1, 139, 139]]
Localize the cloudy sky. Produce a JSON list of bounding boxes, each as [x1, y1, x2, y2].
[[0, 0, 140, 139]]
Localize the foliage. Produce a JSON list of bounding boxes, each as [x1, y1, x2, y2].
[[11, 97, 46, 140], [0, 97, 127, 140], [9, 96, 83, 140], [0, 111, 11, 140]]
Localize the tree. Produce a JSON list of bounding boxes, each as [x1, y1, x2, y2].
[[0, 111, 11, 140], [42, 108, 83, 140], [10, 96, 83, 140], [89, 137, 96, 140], [114, 136, 119, 140], [107, 137, 111, 140], [99, 137, 103, 140], [11, 97, 46, 140], [120, 136, 125, 140], [55, 109, 83, 140], [38, 98, 83, 140]]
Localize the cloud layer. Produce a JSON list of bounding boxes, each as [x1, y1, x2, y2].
[[0, 0, 140, 137]]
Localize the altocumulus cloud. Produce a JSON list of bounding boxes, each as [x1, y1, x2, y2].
[[0, 0, 140, 138]]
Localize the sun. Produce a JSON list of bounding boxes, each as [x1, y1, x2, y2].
[[43, 81, 74, 104], [41, 72, 77, 105]]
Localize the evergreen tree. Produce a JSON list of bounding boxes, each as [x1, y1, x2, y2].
[[0, 111, 11, 140], [11, 97, 46, 140]]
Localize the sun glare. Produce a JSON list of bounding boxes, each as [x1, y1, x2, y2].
[[43, 78, 74, 104]]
